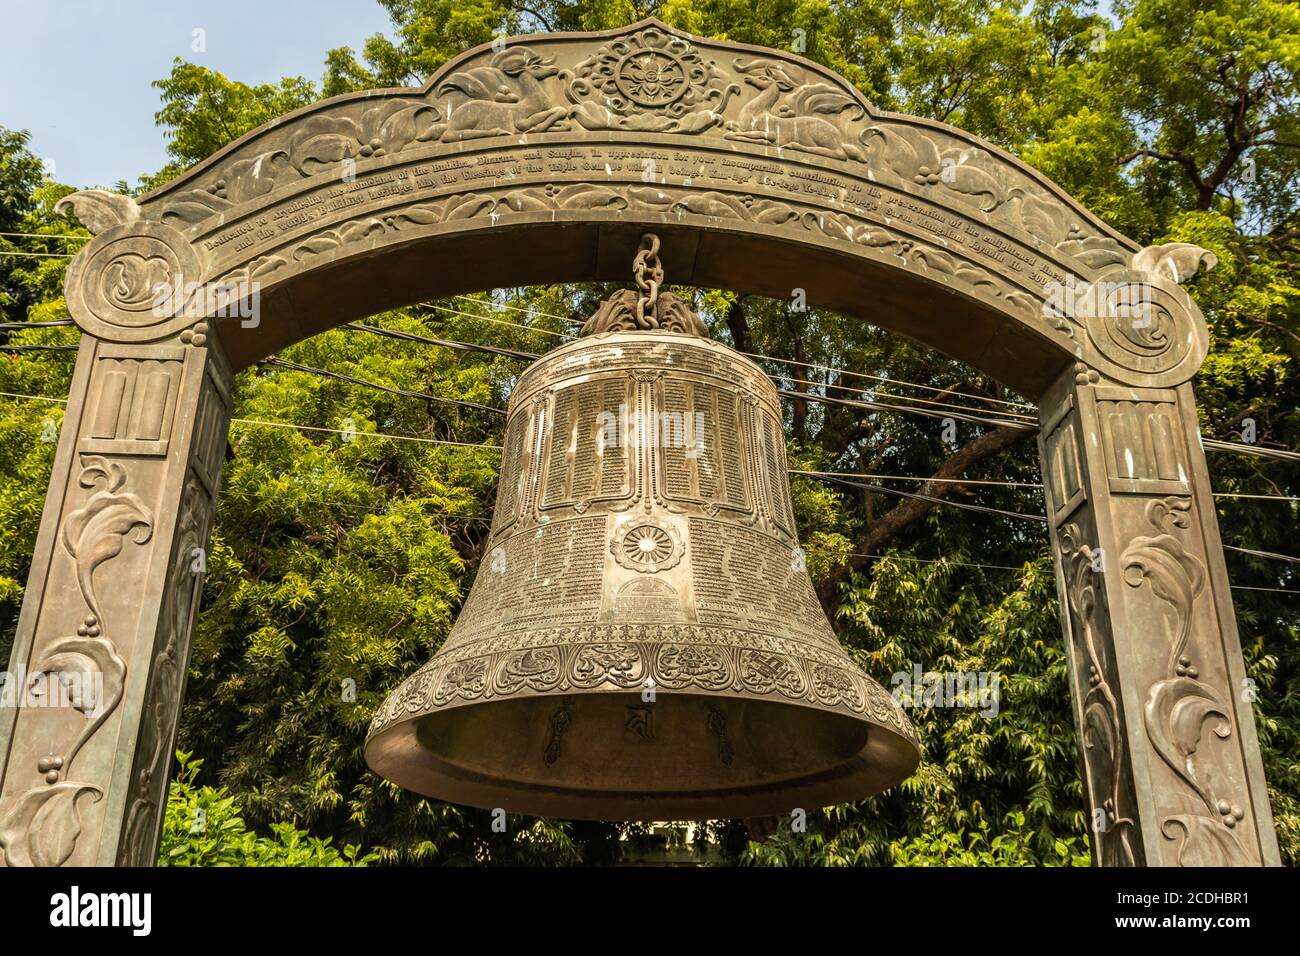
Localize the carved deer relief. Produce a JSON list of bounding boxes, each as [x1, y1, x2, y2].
[[724, 59, 870, 161], [433, 48, 571, 141]]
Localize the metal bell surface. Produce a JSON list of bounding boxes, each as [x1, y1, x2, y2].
[[366, 287, 920, 820]]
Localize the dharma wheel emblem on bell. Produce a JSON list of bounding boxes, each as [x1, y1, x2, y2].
[[366, 235, 920, 820]]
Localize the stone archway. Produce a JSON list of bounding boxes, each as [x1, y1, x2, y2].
[[0, 18, 1279, 866]]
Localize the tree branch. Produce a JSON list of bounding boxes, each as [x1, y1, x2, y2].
[[816, 424, 1033, 609], [726, 295, 751, 353]]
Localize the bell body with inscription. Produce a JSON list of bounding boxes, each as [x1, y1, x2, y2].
[[366, 288, 920, 820]]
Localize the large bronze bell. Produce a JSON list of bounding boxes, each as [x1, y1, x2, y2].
[[366, 240, 920, 820]]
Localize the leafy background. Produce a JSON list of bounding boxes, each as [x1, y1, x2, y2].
[[1, 0, 1296, 865]]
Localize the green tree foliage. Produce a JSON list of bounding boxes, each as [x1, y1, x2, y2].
[[160, 752, 378, 866], [148, 64, 318, 186], [0, 0, 1296, 865]]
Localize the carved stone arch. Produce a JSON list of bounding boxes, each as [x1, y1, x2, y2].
[[0, 18, 1278, 867], [54, 17, 1212, 396]]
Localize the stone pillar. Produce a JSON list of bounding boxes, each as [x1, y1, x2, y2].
[[0, 330, 230, 866], [1039, 365, 1281, 866]]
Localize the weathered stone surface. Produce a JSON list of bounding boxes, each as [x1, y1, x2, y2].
[[0, 18, 1278, 866], [53, 18, 1213, 396]]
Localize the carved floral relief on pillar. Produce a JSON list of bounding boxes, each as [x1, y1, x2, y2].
[[1121, 497, 1253, 865], [0, 457, 153, 867]]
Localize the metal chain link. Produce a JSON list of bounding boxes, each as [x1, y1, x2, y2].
[[632, 233, 663, 328]]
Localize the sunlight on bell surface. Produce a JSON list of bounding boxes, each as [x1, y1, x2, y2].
[[366, 278, 920, 821]]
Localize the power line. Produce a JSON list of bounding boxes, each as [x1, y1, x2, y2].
[[457, 297, 1037, 414], [2, 380, 1296, 498], [0, 258, 1274, 425], [0, 250, 74, 258], [340, 322, 1299, 462], [846, 552, 1030, 572], [258, 357, 505, 415], [218, 487, 492, 523], [3, 330, 1288, 465], [453, 293, 584, 327], [5, 338, 1299, 465], [0, 391, 67, 403], [417, 301, 571, 338], [794, 469, 1050, 525], [780, 374, 1038, 423], [1, 387, 1296, 578], [796, 469, 1298, 502], [779, 386, 1035, 431], [0, 320, 75, 330], [1216, 491, 1300, 501], [345, 322, 536, 361], [0, 232, 89, 242], [843, 550, 1297, 593], [801, 470, 1044, 489], [1204, 438, 1300, 463], [453, 292, 1038, 412], [1225, 544, 1300, 564], [229, 417, 503, 449], [25, 269, 1286, 440]]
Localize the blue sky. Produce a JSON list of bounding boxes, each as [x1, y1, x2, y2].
[[0, 0, 396, 188]]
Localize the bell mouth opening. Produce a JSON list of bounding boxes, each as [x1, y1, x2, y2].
[[365, 691, 919, 821]]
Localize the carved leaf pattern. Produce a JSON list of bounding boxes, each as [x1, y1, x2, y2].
[[55, 189, 142, 235], [1059, 522, 1136, 865], [120, 477, 209, 865], [0, 783, 102, 868], [1161, 814, 1250, 866], [62, 456, 154, 622], [1130, 242, 1218, 284], [28, 642, 118, 722], [0, 455, 154, 868], [864, 125, 1004, 211], [1120, 497, 1204, 668], [1122, 496, 1249, 865], [160, 101, 443, 226]]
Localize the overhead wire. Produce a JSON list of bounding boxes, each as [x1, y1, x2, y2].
[[796, 469, 1049, 524], [451, 292, 1038, 412], [0, 247, 1278, 424], [258, 357, 505, 415], [0, 232, 88, 242], [3, 337, 1296, 463], [0, 267, 1034, 416], [0, 387, 1294, 583]]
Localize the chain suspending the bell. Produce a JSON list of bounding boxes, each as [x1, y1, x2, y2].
[[581, 234, 709, 338], [366, 236, 920, 820], [632, 232, 664, 327]]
